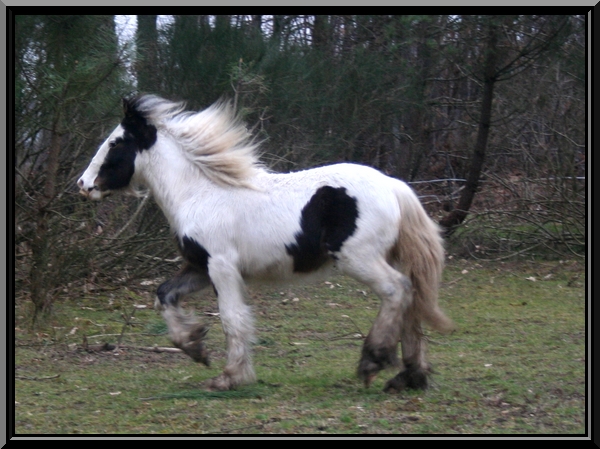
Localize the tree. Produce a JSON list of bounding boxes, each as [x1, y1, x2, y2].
[[136, 15, 159, 92], [15, 15, 126, 320], [439, 15, 571, 234]]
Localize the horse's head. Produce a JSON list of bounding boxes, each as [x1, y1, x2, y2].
[[78, 97, 157, 200]]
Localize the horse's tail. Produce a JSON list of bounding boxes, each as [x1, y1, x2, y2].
[[392, 184, 454, 333]]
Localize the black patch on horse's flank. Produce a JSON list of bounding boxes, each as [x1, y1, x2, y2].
[[179, 235, 211, 271], [285, 186, 359, 272]]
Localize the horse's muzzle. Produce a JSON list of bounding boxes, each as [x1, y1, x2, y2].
[[79, 186, 104, 201]]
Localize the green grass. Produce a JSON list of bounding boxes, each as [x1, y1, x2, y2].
[[14, 259, 586, 435]]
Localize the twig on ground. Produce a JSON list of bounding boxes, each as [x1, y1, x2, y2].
[[84, 332, 165, 339], [444, 278, 463, 286], [16, 374, 60, 381], [331, 332, 365, 341], [345, 316, 366, 339], [81, 342, 183, 355], [113, 304, 149, 347]]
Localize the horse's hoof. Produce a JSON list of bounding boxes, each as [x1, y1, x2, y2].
[[364, 373, 378, 388], [357, 346, 399, 386], [357, 358, 381, 387], [183, 342, 210, 366], [205, 374, 235, 391], [189, 324, 209, 341], [383, 368, 429, 393], [173, 325, 210, 366]]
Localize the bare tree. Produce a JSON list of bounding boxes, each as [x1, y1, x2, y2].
[[439, 15, 571, 234]]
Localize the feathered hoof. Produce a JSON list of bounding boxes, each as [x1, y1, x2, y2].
[[383, 367, 429, 393], [205, 373, 236, 391], [174, 325, 210, 366], [357, 344, 400, 387], [179, 340, 210, 366]]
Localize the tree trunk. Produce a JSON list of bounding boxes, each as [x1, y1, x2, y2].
[[271, 15, 285, 45], [29, 22, 66, 319], [251, 15, 262, 35], [439, 20, 500, 234], [30, 126, 62, 318], [313, 15, 329, 51], [136, 15, 158, 92], [215, 15, 231, 32]]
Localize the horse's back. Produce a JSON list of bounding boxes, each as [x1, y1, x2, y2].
[[231, 163, 406, 281]]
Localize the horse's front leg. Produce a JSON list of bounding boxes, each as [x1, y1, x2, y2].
[[205, 256, 256, 391], [156, 264, 211, 365]]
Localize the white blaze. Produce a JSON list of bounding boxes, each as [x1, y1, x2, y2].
[[78, 125, 125, 200]]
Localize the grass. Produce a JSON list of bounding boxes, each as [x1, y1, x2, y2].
[[14, 259, 587, 435]]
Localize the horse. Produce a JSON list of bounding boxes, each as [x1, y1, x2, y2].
[[78, 94, 453, 392]]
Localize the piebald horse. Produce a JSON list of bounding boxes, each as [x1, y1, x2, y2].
[[78, 95, 453, 392]]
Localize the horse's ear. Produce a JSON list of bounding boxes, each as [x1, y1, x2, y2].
[[122, 97, 132, 117], [120, 96, 157, 150]]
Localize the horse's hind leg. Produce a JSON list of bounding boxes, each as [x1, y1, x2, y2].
[[340, 258, 412, 387], [383, 301, 430, 392], [205, 255, 256, 391], [156, 264, 211, 365]]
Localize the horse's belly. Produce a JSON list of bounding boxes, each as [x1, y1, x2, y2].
[[241, 253, 335, 285]]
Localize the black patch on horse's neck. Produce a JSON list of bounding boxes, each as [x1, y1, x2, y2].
[[178, 235, 211, 272], [121, 96, 157, 150], [285, 186, 359, 273]]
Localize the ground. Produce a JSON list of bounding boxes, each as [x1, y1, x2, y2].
[[14, 259, 587, 435]]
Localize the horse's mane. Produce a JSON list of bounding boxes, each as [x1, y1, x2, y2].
[[133, 95, 262, 188]]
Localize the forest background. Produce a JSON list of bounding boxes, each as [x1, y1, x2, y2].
[[13, 14, 587, 319]]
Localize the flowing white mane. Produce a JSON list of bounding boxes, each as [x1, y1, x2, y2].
[[134, 95, 263, 188]]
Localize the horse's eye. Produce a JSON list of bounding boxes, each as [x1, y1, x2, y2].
[[109, 141, 117, 149]]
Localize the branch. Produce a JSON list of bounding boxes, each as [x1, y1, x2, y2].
[[112, 194, 150, 239], [467, 242, 543, 262], [16, 374, 60, 381], [82, 341, 184, 355]]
